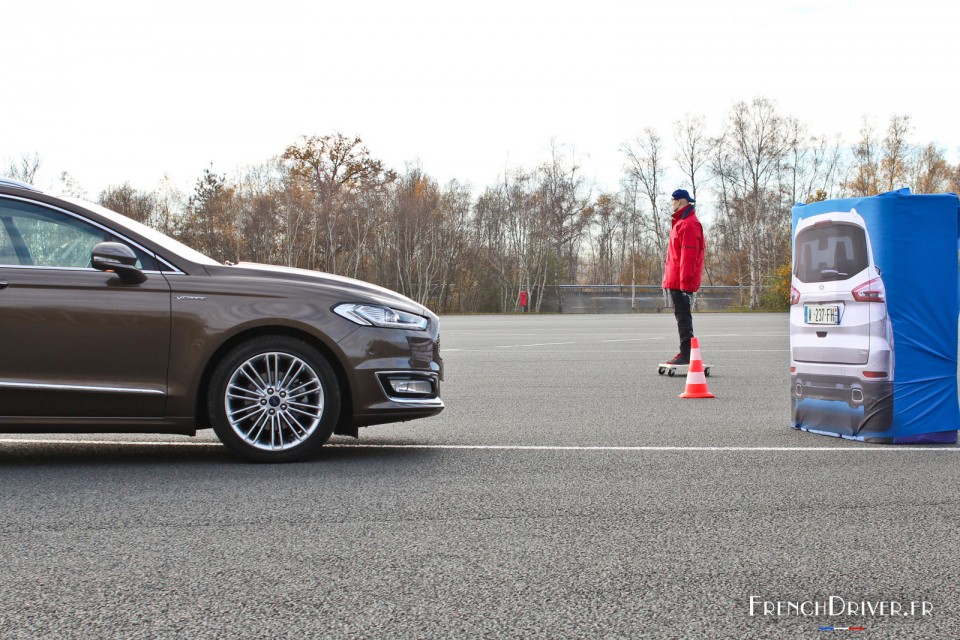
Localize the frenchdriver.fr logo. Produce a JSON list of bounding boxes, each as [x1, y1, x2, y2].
[[748, 596, 933, 628]]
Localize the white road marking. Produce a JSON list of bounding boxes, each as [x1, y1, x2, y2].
[[441, 331, 539, 335], [497, 342, 576, 348], [0, 439, 956, 451], [324, 444, 959, 452], [445, 347, 788, 353], [709, 349, 789, 352], [601, 337, 664, 343]]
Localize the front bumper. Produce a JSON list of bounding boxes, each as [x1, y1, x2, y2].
[[337, 324, 444, 428]]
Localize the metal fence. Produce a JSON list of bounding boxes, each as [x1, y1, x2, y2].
[[547, 285, 750, 313]]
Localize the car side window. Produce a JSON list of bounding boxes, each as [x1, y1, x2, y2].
[[0, 220, 17, 264], [0, 199, 158, 270]]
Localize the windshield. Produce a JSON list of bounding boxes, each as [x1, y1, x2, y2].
[[61, 196, 221, 267], [794, 222, 868, 283]]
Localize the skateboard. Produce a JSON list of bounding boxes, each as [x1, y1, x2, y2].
[[657, 363, 712, 377]]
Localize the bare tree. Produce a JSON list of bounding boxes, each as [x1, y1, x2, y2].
[[282, 134, 396, 273], [386, 166, 443, 303], [154, 174, 186, 237], [622, 128, 670, 266], [234, 163, 283, 264], [710, 98, 788, 307], [180, 166, 239, 263], [499, 169, 544, 311], [537, 141, 593, 294], [706, 131, 741, 288], [433, 180, 472, 312], [276, 176, 312, 269], [845, 117, 880, 196], [782, 118, 843, 205], [56, 171, 87, 198], [586, 193, 622, 284], [674, 114, 710, 201], [912, 143, 951, 194], [948, 160, 960, 195], [4, 152, 42, 185], [470, 182, 514, 311], [879, 114, 913, 192], [99, 183, 157, 224]]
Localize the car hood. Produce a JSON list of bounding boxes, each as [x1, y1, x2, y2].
[[211, 262, 430, 315]]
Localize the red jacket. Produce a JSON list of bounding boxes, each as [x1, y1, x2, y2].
[[662, 205, 705, 292]]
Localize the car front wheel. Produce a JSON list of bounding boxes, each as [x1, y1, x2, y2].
[[209, 336, 340, 462]]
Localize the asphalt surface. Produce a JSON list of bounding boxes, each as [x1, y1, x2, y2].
[[1, 313, 958, 639]]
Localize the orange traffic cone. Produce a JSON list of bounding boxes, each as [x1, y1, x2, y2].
[[679, 337, 714, 399]]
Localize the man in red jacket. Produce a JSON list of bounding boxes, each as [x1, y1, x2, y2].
[[662, 189, 705, 365]]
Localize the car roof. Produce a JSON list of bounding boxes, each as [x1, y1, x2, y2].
[[0, 178, 43, 192], [796, 209, 865, 231]]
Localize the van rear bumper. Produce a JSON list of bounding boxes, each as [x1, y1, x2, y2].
[[791, 373, 891, 409]]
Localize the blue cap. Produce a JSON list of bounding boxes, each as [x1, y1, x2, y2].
[[671, 189, 695, 203]]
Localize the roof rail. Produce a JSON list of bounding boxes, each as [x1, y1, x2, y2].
[[0, 177, 42, 192]]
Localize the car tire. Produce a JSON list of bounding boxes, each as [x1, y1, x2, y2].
[[861, 384, 895, 433], [863, 401, 895, 433], [208, 336, 340, 462]]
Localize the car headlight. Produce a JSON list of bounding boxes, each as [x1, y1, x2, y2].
[[333, 303, 429, 330]]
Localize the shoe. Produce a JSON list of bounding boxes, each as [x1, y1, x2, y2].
[[666, 353, 689, 365]]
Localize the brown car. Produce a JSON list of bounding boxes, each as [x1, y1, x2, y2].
[[0, 179, 443, 461]]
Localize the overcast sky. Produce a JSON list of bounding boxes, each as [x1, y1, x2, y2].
[[3, 0, 958, 200]]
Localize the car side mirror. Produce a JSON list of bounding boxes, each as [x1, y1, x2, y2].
[[91, 242, 147, 284]]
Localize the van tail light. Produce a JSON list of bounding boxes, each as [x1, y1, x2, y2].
[[790, 286, 800, 305], [863, 371, 888, 378], [852, 278, 884, 302]]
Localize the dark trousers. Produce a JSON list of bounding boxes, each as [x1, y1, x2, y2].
[[669, 289, 693, 358]]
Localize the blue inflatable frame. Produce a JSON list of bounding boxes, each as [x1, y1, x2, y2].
[[790, 189, 960, 444]]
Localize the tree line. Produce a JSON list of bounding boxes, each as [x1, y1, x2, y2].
[[6, 97, 959, 313]]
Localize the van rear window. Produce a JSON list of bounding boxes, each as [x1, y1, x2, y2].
[[794, 223, 868, 283]]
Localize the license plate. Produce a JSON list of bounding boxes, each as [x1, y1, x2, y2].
[[805, 304, 840, 325]]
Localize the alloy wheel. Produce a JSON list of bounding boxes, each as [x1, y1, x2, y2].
[[224, 351, 325, 451]]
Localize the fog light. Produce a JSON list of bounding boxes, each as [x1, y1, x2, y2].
[[387, 378, 433, 395]]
